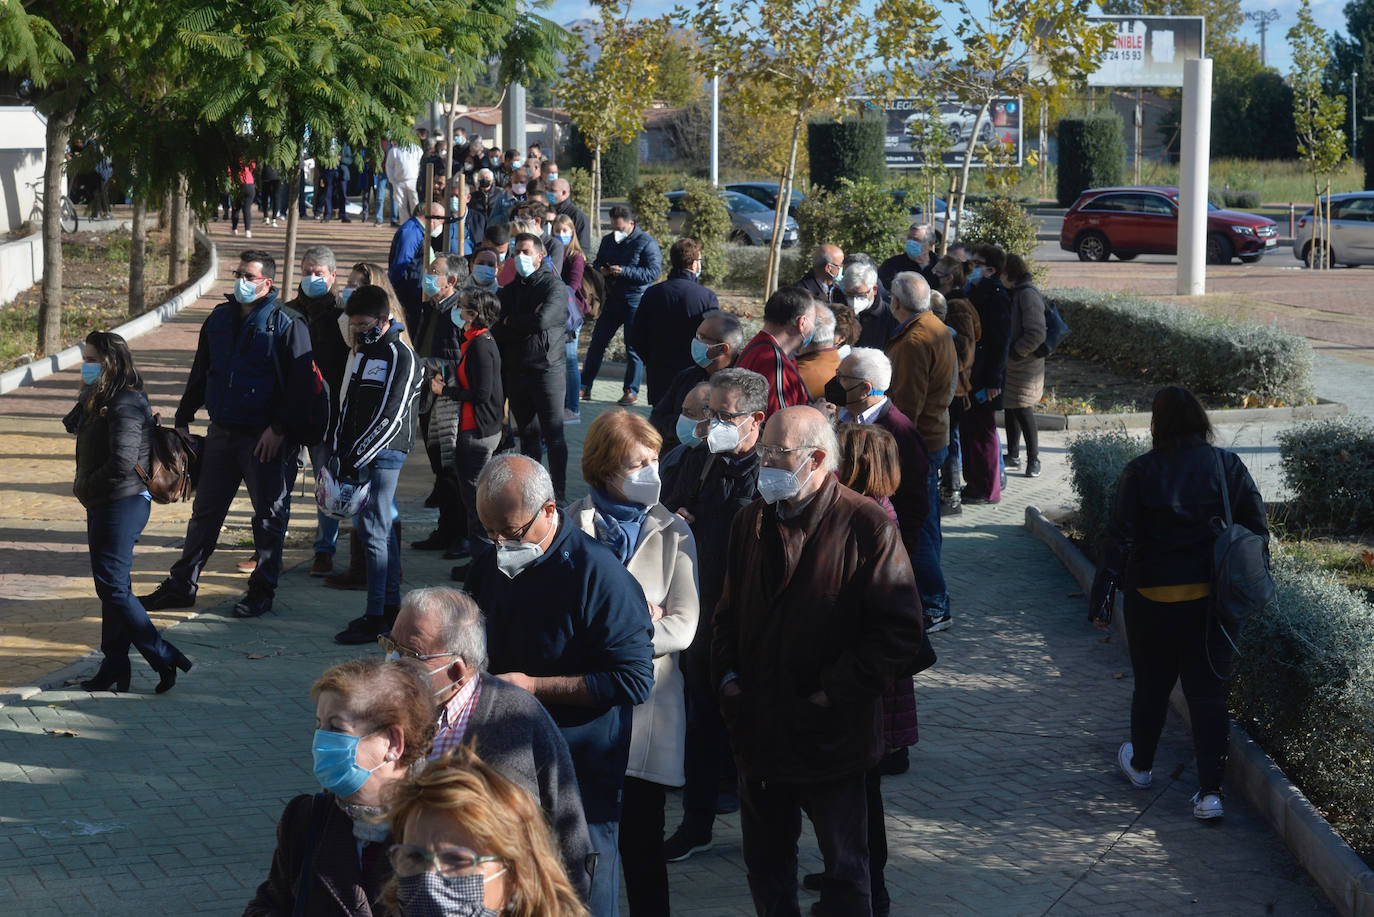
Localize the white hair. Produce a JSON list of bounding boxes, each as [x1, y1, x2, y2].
[[891, 271, 931, 314], [842, 261, 877, 295], [400, 587, 488, 671], [476, 454, 554, 515], [908, 222, 930, 237], [845, 347, 892, 393], [795, 408, 842, 472], [811, 304, 836, 346], [476, 168, 495, 183]]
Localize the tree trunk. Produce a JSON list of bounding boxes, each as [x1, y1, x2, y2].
[[181, 190, 194, 269], [592, 145, 603, 246], [283, 170, 301, 294], [765, 111, 806, 299], [168, 177, 188, 286], [952, 99, 992, 245], [1325, 178, 1333, 269], [158, 193, 170, 230], [36, 108, 74, 357], [445, 74, 460, 180], [128, 197, 147, 317]]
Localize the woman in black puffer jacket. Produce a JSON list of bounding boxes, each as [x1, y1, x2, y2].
[[63, 331, 192, 694]]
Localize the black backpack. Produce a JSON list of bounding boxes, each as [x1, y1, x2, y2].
[[1211, 449, 1275, 641]]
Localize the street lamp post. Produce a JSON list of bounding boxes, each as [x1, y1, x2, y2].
[[1353, 69, 1359, 162]]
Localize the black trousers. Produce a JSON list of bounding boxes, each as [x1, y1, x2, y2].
[[455, 430, 500, 544], [1003, 406, 1039, 462], [505, 361, 568, 499], [1123, 592, 1233, 794], [739, 773, 871, 917], [619, 776, 669, 917], [679, 640, 734, 838], [169, 424, 298, 600]]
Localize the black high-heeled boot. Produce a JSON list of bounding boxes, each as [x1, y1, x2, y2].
[[154, 648, 194, 695], [81, 669, 131, 693]]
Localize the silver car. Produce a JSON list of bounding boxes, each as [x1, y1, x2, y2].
[[1292, 192, 1374, 266], [665, 189, 799, 247]]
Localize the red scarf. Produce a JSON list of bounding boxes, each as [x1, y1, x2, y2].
[[456, 327, 489, 432]]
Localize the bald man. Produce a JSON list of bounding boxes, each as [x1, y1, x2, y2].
[[550, 177, 591, 253], [711, 406, 924, 917], [794, 243, 847, 305]]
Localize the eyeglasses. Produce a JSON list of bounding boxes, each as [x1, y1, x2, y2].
[[759, 444, 814, 462], [705, 409, 749, 424], [694, 332, 723, 346], [388, 844, 505, 878], [231, 270, 265, 282], [377, 634, 460, 662], [479, 508, 541, 547]]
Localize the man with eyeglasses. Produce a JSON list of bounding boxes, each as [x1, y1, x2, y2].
[[711, 405, 924, 917], [140, 250, 314, 620], [794, 243, 848, 305], [648, 309, 742, 451], [464, 454, 654, 917], [383, 586, 595, 901], [660, 367, 767, 863], [630, 237, 719, 407]]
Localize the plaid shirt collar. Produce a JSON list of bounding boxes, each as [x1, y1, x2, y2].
[[428, 674, 481, 760]]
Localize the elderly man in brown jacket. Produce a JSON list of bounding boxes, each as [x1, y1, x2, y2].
[[884, 270, 958, 633], [712, 406, 925, 917]]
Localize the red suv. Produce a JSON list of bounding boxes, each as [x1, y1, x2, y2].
[[1060, 186, 1279, 264]]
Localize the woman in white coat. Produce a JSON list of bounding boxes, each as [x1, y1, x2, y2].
[[568, 408, 699, 917]]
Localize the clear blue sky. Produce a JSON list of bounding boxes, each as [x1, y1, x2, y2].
[[544, 0, 1366, 85]]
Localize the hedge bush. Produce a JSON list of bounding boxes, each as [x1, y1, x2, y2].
[[1056, 114, 1125, 206], [1065, 428, 1148, 549], [958, 197, 1040, 258], [628, 175, 673, 255], [681, 178, 731, 288], [1231, 554, 1374, 861], [1220, 188, 1262, 210], [808, 117, 886, 191], [1278, 417, 1374, 534], [566, 125, 639, 197], [1046, 287, 1315, 406], [724, 243, 805, 294], [795, 177, 910, 263]]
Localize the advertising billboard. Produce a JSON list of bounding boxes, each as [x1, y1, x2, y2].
[[1086, 15, 1205, 88], [874, 97, 1023, 169]]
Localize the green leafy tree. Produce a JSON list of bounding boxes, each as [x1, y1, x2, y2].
[[1097, 0, 1242, 48], [1289, 0, 1349, 270], [556, 1, 668, 243], [959, 197, 1040, 257], [656, 31, 702, 107], [1328, 0, 1374, 158], [628, 175, 673, 253], [795, 178, 911, 264], [893, 98, 957, 253], [680, 178, 730, 287]]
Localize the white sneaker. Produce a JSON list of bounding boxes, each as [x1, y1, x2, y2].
[[1192, 792, 1224, 820], [1117, 742, 1152, 789], [563, 409, 581, 424], [245, 230, 252, 238]]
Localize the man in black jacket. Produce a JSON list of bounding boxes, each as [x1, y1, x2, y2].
[[631, 237, 719, 406], [793, 243, 847, 305], [550, 178, 591, 262], [332, 286, 424, 645], [493, 233, 570, 501], [141, 251, 314, 620], [648, 309, 743, 451]]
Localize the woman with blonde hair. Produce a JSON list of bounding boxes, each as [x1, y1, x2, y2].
[[383, 746, 590, 917]]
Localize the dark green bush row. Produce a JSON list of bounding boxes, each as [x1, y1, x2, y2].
[[1047, 288, 1315, 406], [1220, 188, 1263, 209], [1278, 417, 1374, 534], [566, 125, 639, 197], [808, 117, 886, 191], [1056, 114, 1124, 206]]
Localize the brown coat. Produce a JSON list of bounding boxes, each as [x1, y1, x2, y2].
[[885, 309, 958, 452], [796, 347, 843, 400], [711, 475, 926, 783], [1004, 279, 1048, 410]]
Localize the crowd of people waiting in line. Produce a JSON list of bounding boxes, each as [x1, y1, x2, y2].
[[62, 149, 1260, 915]]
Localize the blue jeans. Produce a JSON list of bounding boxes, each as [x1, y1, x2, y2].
[[87, 493, 176, 675], [308, 443, 339, 555], [374, 177, 397, 223], [565, 333, 582, 413], [916, 446, 950, 617], [581, 299, 643, 395], [942, 418, 963, 493], [357, 451, 405, 617], [586, 820, 622, 917]]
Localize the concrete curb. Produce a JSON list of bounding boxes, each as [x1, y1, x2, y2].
[[0, 226, 218, 395], [1003, 398, 1348, 432], [1024, 504, 1374, 917]]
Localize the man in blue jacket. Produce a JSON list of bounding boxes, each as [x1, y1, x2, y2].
[[466, 454, 655, 917], [387, 200, 447, 331], [582, 204, 662, 407], [140, 251, 314, 620], [630, 237, 719, 406]]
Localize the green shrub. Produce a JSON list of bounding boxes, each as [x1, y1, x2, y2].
[[1056, 114, 1125, 206], [1047, 287, 1315, 406], [1206, 187, 1225, 208], [1065, 428, 1148, 549], [681, 178, 731, 288], [808, 117, 886, 191], [723, 243, 805, 296], [1221, 188, 1262, 209], [564, 167, 593, 218], [1230, 553, 1374, 861], [1278, 417, 1374, 534], [795, 178, 909, 263], [628, 175, 673, 254], [566, 125, 639, 197], [958, 197, 1039, 257]]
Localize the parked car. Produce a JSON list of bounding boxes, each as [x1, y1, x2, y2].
[[1292, 192, 1374, 267], [725, 182, 805, 218], [665, 189, 799, 247], [1060, 185, 1278, 264], [903, 108, 995, 153]]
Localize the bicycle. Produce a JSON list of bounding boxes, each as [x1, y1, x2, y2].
[[26, 177, 79, 234]]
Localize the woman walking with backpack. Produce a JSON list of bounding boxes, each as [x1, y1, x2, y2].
[[63, 331, 192, 694]]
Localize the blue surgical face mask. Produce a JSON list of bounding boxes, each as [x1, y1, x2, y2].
[[449, 195, 461, 212], [422, 274, 442, 298], [473, 264, 498, 287], [234, 276, 262, 304], [450, 308, 467, 330], [691, 337, 712, 368], [676, 414, 702, 447], [301, 275, 330, 299], [511, 157, 524, 170], [312, 729, 384, 798], [81, 362, 101, 385], [557, 231, 573, 247], [905, 239, 924, 259], [547, 191, 558, 205], [970, 266, 984, 284], [800, 318, 816, 349], [515, 253, 538, 277], [340, 287, 354, 304]]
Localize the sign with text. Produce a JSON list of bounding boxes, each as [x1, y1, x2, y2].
[[1086, 15, 1205, 88], [864, 97, 1023, 169]]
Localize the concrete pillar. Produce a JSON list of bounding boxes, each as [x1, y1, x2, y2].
[[1176, 57, 1212, 296], [503, 83, 527, 156]]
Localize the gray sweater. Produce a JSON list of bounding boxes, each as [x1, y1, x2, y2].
[[464, 673, 595, 900]]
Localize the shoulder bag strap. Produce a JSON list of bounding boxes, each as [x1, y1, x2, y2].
[[292, 793, 329, 917], [1214, 448, 1233, 527]]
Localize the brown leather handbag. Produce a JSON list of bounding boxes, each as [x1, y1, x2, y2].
[[135, 416, 202, 504]]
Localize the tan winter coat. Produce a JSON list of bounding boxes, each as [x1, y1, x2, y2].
[[1004, 278, 1048, 410]]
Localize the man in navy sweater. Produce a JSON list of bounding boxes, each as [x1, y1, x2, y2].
[[466, 454, 654, 917], [583, 204, 662, 407]]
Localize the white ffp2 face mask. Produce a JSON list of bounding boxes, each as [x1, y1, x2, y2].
[[758, 455, 816, 504], [706, 418, 742, 454], [618, 462, 661, 507]]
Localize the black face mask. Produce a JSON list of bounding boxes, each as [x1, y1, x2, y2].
[[823, 376, 853, 408]]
